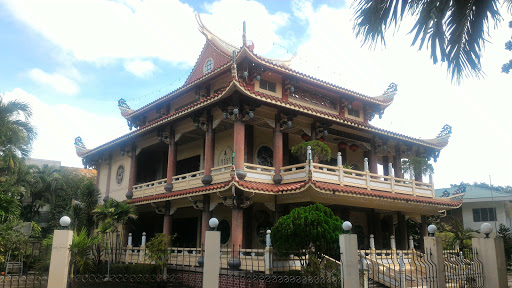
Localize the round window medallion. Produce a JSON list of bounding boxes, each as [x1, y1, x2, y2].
[[203, 58, 214, 74], [116, 165, 124, 184]]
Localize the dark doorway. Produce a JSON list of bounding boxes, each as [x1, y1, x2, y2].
[[173, 217, 198, 246], [176, 155, 201, 176]]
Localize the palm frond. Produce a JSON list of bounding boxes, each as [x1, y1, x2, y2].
[[446, 0, 502, 82]]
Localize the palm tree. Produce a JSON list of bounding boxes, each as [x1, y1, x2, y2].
[[352, 0, 512, 82], [0, 95, 37, 164]]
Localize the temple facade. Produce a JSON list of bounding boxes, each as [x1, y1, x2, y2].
[[75, 15, 461, 255]]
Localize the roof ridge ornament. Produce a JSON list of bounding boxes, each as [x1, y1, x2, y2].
[[195, 12, 239, 55], [74, 136, 90, 157], [436, 124, 452, 138], [118, 98, 135, 118]]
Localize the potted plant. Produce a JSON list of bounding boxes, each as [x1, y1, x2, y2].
[[291, 140, 331, 163]]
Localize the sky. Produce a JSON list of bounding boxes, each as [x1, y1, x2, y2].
[[0, 0, 511, 188]]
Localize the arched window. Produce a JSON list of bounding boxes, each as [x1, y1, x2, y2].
[[256, 145, 273, 167], [203, 58, 213, 74]]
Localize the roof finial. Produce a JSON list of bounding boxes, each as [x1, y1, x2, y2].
[[231, 50, 237, 79], [242, 21, 247, 47]]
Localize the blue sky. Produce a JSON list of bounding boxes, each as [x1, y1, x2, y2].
[[1, 0, 511, 188]]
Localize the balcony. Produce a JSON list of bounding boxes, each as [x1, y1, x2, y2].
[[131, 162, 435, 199]]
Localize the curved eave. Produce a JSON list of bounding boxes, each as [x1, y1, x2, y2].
[[233, 80, 445, 150], [123, 61, 233, 119], [238, 47, 394, 107], [79, 81, 237, 158], [422, 134, 451, 149]]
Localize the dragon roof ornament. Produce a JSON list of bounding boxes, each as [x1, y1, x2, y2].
[[422, 124, 453, 155], [372, 82, 398, 103], [118, 98, 135, 118], [74, 136, 90, 157]]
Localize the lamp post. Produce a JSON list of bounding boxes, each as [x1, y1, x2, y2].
[[59, 216, 71, 230], [427, 224, 437, 236], [209, 218, 219, 231], [480, 223, 493, 238], [343, 221, 352, 233]]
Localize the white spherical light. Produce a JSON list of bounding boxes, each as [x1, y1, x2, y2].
[[427, 224, 437, 235], [59, 216, 71, 227], [209, 218, 219, 229], [342, 221, 352, 231], [480, 223, 493, 237]]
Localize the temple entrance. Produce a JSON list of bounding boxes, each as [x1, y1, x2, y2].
[[173, 217, 198, 246]]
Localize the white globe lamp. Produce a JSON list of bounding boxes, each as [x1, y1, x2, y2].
[[342, 221, 352, 232], [427, 224, 437, 236], [480, 223, 493, 238], [60, 216, 71, 228], [209, 218, 219, 230]]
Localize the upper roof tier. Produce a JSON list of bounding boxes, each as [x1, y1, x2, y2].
[[117, 13, 397, 121]]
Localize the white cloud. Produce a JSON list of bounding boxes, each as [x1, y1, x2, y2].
[[124, 60, 155, 77], [3, 88, 129, 167], [1, 0, 289, 66], [27, 68, 80, 95], [289, 2, 512, 187]]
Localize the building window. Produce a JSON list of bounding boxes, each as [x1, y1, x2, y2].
[[203, 58, 214, 74], [472, 208, 497, 222], [256, 146, 273, 167], [348, 107, 360, 118], [259, 79, 276, 93]]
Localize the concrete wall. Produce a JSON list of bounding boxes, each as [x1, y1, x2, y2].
[[109, 153, 132, 201], [214, 128, 234, 167], [462, 200, 510, 234]]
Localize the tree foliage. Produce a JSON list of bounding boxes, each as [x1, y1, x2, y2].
[[352, 0, 511, 83], [401, 157, 434, 180], [70, 228, 101, 274], [291, 140, 331, 163], [503, 20, 512, 74], [271, 203, 344, 257]]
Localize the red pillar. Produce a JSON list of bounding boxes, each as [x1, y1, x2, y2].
[[200, 195, 211, 246], [126, 144, 137, 199], [394, 144, 403, 178], [273, 113, 283, 184], [164, 128, 176, 193], [369, 137, 378, 174], [163, 200, 172, 236], [229, 207, 244, 268], [382, 156, 389, 176], [202, 114, 214, 185], [234, 120, 246, 180]]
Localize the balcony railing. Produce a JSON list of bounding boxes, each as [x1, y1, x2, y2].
[[131, 162, 435, 200]]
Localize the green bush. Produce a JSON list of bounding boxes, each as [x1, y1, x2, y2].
[[271, 203, 344, 259], [291, 140, 331, 163]]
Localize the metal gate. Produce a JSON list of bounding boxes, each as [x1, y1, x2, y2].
[[0, 241, 50, 288]]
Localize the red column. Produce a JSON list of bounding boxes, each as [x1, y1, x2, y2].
[[394, 144, 403, 178], [163, 200, 172, 236], [273, 113, 283, 184], [369, 137, 378, 174], [104, 153, 112, 202], [234, 120, 246, 180], [229, 207, 244, 268], [200, 195, 211, 246], [202, 115, 214, 185], [164, 128, 176, 193], [126, 144, 137, 199], [382, 156, 389, 176]]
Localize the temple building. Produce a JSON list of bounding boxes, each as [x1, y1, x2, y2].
[[75, 15, 462, 261]]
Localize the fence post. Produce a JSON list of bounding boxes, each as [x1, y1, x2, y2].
[[360, 252, 369, 288], [340, 230, 360, 288], [369, 234, 376, 260], [424, 236, 446, 288], [203, 222, 221, 288], [125, 233, 132, 262], [139, 232, 146, 262], [398, 252, 406, 288], [47, 229, 73, 288], [472, 234, 507, 287], [408, 235, 414, 251], [265, 230, 273, 275], [390, 235, 397, 265]]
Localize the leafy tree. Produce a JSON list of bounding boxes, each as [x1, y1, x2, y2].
[[72, 179, 99, 234], [352, 0, 512, 82], [291, 140, 331, 163], [93, 199, 137, 234], [401, 157, 434, 181], [497, 224, 512, 267], [438, 219, 476, 249], [271, 203, 344, 260], [145, 233, 173, 277], [0, 95, 36, 161]]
